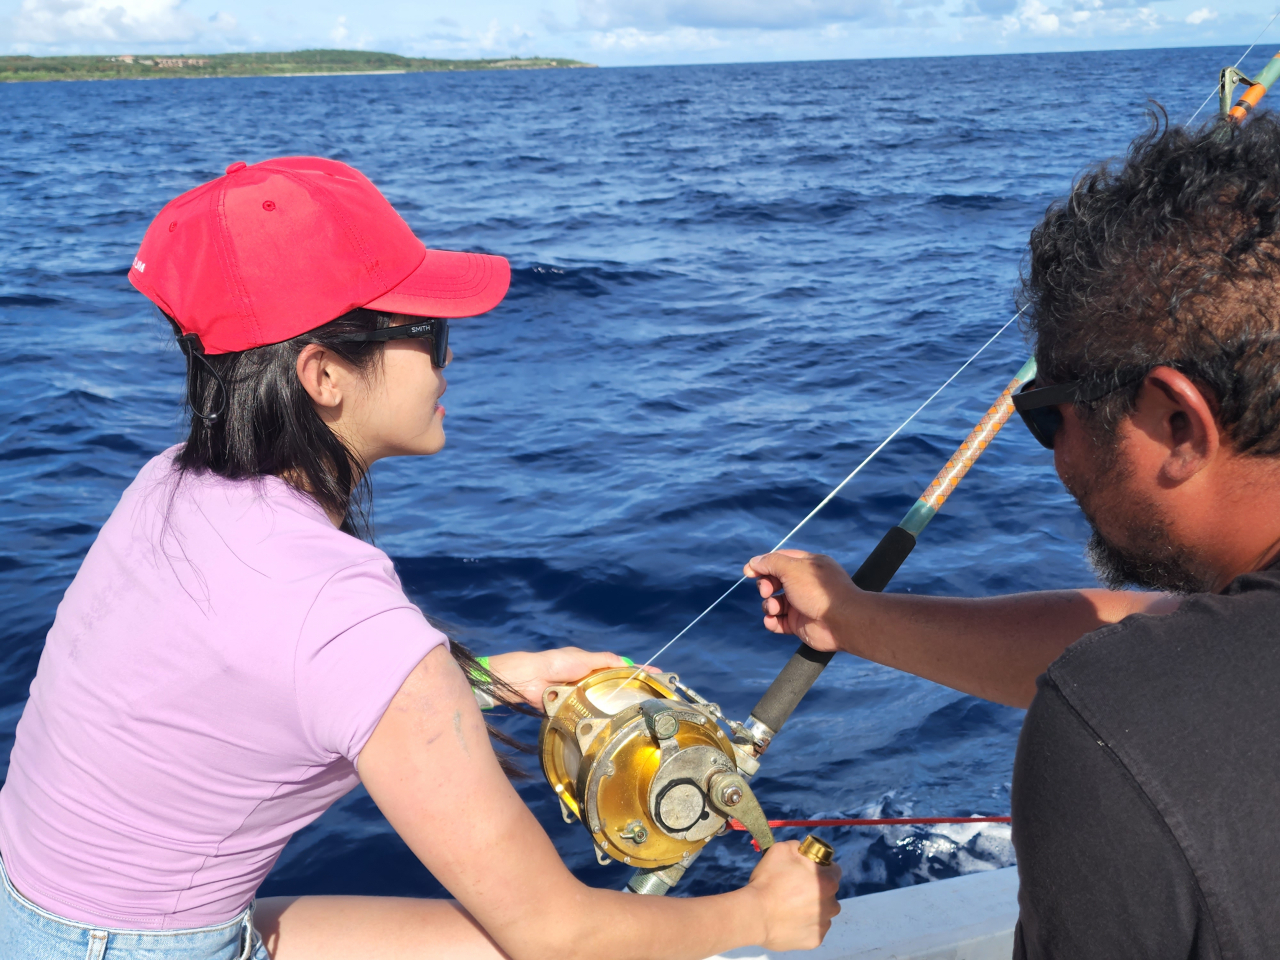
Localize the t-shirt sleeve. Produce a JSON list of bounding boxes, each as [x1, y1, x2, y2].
[[1011, 679, 1213, 960], [293, 557, 448, 764]]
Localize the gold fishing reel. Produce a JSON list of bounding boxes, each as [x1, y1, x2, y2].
[[539, 667, 774, 878]]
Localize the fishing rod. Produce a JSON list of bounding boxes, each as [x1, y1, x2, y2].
[[538, 356, 1037, 895], [1221, 49, 1280, 124], [537, 39, 1280, 899], [733, 34, 1280, 754], [742, 356, 1036, 750]]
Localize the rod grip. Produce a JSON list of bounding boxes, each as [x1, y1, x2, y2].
[[851, 525, 918, 592], [747, 525, 917, 735]]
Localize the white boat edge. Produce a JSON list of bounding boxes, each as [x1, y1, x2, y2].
[[705, 866, 1020, 960]]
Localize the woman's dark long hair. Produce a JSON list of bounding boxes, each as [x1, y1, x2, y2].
[[174, 308, 381, 537], [171, 308, 536, 775]]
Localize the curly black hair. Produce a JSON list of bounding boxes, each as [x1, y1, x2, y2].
[[1022, 108, 1280, 454]]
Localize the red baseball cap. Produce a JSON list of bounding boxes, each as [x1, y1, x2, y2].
[[128, 157, 511, 355]]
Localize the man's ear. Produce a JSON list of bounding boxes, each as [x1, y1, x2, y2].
[[296, 344, 343, 410], [1131, 366, 1220, 483]]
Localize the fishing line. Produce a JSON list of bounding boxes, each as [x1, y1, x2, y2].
[[608, 307, 1024, 696], [612, 29, 1273, 699], [1231, 10, 1280, 73], [1186, 9, 1280, 125]]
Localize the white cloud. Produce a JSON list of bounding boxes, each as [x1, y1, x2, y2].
[[9, 0, 244, 45], [589, 24, 727, 49], [999, 0, 1162, 37], [15, 0, 181, 42], [1003, 0, 1058, 33], [2, 0, 1252, 63], [399, 17, 537, 57], [578, 0, 902, 31]]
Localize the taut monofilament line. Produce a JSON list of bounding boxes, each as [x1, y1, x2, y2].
[[542, 25, 1280, 899], [614, 307, 1026, 693]]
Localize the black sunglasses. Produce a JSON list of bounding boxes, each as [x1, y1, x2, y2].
[[333, 316, 450, 368], [1012, 374, 1144, 449]]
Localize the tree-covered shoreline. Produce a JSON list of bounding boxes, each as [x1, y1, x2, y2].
[[0, 49, 595, 83]]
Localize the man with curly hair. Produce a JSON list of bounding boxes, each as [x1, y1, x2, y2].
[[743, 114, 1280, 958]]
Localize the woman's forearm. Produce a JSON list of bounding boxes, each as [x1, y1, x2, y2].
[[361, 646, 836, 960], [536, 886, 765, 960], [832, 588, 1177, 708]]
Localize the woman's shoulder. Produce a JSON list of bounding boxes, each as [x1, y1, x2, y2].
[[124, 445, 392, 584]]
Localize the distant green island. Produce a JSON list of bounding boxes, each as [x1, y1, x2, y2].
[[0, 49, 595, 83]]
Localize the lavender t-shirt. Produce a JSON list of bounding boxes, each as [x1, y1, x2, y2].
[[0, 449, 447, 929]]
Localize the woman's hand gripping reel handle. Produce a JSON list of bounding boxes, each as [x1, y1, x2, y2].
[[799, 835, 836, 866]]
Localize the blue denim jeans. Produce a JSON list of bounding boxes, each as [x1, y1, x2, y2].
[[0, 858, 269, 960]]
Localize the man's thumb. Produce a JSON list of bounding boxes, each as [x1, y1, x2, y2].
[[744, 550, 797, 579]]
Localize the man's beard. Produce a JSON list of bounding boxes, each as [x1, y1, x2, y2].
[[1083, 517, 1214, 594], [1063, 434, 1217, 595]]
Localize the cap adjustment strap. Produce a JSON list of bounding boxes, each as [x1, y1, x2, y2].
[[177, 333, 229, 423]]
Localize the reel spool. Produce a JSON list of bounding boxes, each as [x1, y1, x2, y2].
[[539, 667, 774, 878]]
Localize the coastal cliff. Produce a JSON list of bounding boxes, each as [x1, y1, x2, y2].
[[0, 49, 595, 83]]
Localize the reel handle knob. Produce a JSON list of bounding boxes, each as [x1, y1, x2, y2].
[[798, 834, 835, 867]]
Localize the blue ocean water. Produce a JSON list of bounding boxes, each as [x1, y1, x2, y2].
[[0, 47, 1264, 901]]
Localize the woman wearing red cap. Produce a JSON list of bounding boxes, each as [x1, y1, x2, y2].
[[0, 158, 839, 960]]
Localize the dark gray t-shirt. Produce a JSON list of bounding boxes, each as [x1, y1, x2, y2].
[[1011, 565, 1280, 959]]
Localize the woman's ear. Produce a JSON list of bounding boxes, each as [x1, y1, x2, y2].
[[296, 344, 343, 410]]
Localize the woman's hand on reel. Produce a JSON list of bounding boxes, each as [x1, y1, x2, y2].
[[486, 647, 651, 709], [746, 840, 843, 951]]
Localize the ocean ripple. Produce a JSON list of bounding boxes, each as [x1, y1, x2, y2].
[[0, 46, 1256, 900]]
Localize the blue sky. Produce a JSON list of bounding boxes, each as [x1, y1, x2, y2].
[[1, 0, 1272, 65]]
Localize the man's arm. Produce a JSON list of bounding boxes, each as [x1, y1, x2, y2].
[[743, 550, 1178, 707]]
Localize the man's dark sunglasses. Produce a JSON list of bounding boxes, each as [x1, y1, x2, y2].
[[1012, 374, 1144, 449], [333, 316, 449, 368]]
